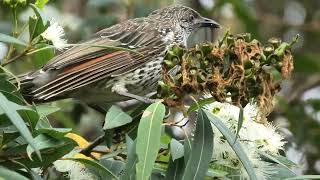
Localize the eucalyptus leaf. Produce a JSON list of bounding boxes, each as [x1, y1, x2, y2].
[[187, 97, 215, 113], [67, 158, 119, 180], [36, 104, 60, 119], [0, 93, 40, 160], [285, 175, 320, 180], [170, 139, 184, 161], [30, 4, 49, 26], [100, 159, 125, 177], [26, 134, 65, 159], [0, 33, 27, 46], [204, 110, 258, 180], [234, 106, 243, 143], [136, 102, 165, 180], [36, 128, 72, 139], [103, 105, 132, 130], [181, 109, 214, 180], [0, 166, 29, 180], [121, 135, 137, 180], [35, 0, 49, 9], [32, 43, 55, 68], [165, 157, 185, 180]]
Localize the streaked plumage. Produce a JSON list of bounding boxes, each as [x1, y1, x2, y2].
[[18, 5, 220, 103]]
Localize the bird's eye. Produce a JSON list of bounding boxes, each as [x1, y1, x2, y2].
[[190, 15, 194, 20]]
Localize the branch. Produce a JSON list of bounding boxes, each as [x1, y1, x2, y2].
[[80, 134, 106, 156]]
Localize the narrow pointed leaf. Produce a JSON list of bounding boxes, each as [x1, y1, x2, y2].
[[0, 33, 27, 46], [187, 97, 215, 113], [284, 175, 320, 180], [234, 106, 243, 143], [204, 109, 258, 180], [136, 102, 165, 180], [181, 109, 213, 180], [67, 158, 119, 180], [103, 105, 132, 130], [121, 135, 137, 180], [35, 0, 49, 9], [165, 157, 185, 180], [0, 166, 29, 180], [183, 136, 192, 166], [0, 93, 40, 160], [170, 139, 184, 161]]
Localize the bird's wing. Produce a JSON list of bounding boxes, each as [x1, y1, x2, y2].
[[30, 19, 167, 101]]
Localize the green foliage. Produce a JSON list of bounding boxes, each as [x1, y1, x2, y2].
[[136, 102, 165, 180], [0, 0, 316, 179]]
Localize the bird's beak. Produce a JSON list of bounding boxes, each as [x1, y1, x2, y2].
[[197, 17, 220, 28]]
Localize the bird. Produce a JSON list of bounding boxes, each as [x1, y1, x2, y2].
[[17, 5, 220, 105]]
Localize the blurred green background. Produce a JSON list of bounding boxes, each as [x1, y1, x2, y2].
[[1, 0, 320, 175]]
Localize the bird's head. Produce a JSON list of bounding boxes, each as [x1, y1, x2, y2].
[[149, 5, 220, 36]]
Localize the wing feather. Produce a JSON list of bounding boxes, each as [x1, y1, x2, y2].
[[31, 18, 167, 101]]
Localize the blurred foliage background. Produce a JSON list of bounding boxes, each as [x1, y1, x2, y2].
[[1, 0, 320, 175]]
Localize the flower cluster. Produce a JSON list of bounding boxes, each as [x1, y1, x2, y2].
[[205, 97, 285, 179]]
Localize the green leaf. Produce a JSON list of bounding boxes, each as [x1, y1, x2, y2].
[[10, 160, 43, 180], [181, 109, 214, 180], [183, 136, 192, 166], [259, 151, 296, 173], [0, 126, 20, 146], [234, 106, 243, 143], [269, 166, 296, 180], [121, 135, 137, 180], [36, 128, 72, 138], [170, 139, 184, 161], [1, 138, 76, 168], [100, 159, 125, 177], [0, 33, 27, 46], [32, 43, 55, 68], [285, 175, 320, 180], [0, 101, 31, 115], [35, 0, 49, 9], [0, 93, 40, 160], [187, 97, 215, 113], [136, 102, 165, 180], [269, 154, 297, 167], [28, 16, 45, 41], [67, 158, 119, 180], [26, 134, 65, 159], [0, 80, 16, 93], [165, 157, 185, 180], [30, 4, 49, 26], [35, 104, 60, 119], [103, 106, 133, 130], [0, 166, 29, 180], [204, 110, 258, 180]]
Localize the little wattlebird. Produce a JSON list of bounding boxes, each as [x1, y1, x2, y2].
[[17, 5, 220, 105]]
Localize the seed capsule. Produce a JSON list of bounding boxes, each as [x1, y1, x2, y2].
[[157, 81, 172, 97], [227, 35, 235, 46], [163, 60, 175, 69], [189, 68, 197, 76], [200, 44, 213, 56], [263, 45, 274, 57], [268, 38, 282, 48], [244, 60, 253, 70], [171, 45, 184, 57], [236, 33, 251, 42]]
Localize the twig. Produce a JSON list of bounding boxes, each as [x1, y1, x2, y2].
[[2, 48, 30, 66], [80, 134, 105, 156]]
